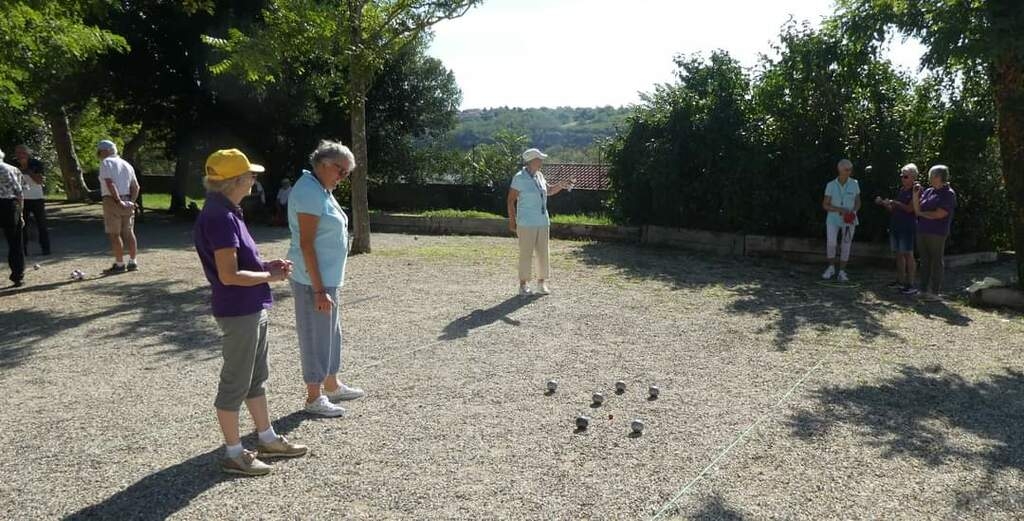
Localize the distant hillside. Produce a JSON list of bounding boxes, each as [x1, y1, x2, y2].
[[449, 107, 631, 159]]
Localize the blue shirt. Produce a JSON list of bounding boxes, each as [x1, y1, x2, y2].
[[194, 192, 273, 317], [824, 177, 860, 227], [510, 168, 549, 227], [287, 170, 349, 287]]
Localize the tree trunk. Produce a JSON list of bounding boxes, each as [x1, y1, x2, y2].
[[348, 72, 372, 254], [122, 129, 147, 172], [171, 138, 191, 213], [347, 0, 372, 254], [47, 106, 88, 202], [993, 49, 1024, 287]]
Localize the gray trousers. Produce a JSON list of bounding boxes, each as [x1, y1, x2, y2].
[[214, 310, 270, 411], [291, 280, 343, 384], [917, 233, 947, 294]]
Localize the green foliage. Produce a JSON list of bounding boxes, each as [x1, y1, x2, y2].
[[0, 1, 127, 109], [461, 130, 528, 188], [606, 23, 1010, 251], [450, 107, 629, 162]]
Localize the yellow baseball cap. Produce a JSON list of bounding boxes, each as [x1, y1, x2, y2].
[[205, 149, 265, 180]]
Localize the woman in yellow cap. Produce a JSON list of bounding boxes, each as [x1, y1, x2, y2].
[[194, 149, 307, 476]]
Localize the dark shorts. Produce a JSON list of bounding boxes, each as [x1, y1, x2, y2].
[[890, 228, 915, 253]]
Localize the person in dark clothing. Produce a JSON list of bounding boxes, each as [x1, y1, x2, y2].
[[0, 147, 25, 287], [13, 145, 50, 255]]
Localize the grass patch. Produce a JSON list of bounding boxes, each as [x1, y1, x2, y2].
[[392, 208, 614, 226], [44, 192, 204, 211]]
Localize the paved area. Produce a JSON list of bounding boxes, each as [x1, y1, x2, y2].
[[1, 202, 1021, 520]]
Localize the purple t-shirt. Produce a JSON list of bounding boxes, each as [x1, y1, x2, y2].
[[917, 185, 957, 237], [194, 193, 273, 317], [891, 187, 916, 233]]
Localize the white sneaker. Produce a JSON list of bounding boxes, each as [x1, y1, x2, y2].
[[536, 283, 550, 295], [325, 383, 365, 402], [519, 285, 533, 297], [304, 395, 346, 417], [837, 271, 849, 282], [822, 265, 836, 280]]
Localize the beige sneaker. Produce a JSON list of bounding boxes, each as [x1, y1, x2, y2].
[[257, 435, 308, 459], [220, 449, 271, 477]]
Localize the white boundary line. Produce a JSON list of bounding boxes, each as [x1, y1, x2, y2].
[[648, 344, 840, 520]]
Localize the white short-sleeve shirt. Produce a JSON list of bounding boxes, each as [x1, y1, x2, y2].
[[98, 155, 137, 198]]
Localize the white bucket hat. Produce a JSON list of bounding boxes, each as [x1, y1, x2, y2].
[[522, 148, 548, 163]]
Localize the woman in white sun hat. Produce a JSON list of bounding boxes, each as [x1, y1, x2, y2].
[[507, 148, 573, 296]]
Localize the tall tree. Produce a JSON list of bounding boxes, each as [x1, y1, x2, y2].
[[206, 0, 482, 253], [836, 0, 1024, 284], [0, 1, 127, 201]]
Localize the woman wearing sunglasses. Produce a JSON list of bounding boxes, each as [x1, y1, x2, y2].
[[875, 164, 918, 293], [287, 140, 365, 418]]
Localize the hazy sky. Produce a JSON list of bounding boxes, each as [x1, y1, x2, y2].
[[427, 0, 926, 109]]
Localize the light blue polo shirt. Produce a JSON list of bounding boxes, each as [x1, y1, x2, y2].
[[824, 177, 860, 227], [287, 170, 349, 287], [510, 168, 549, 227]]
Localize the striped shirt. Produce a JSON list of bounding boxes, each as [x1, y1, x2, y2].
[[0, 163, 22, 199]]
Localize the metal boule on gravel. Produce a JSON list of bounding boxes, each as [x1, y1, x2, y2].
[[631, 419, 645, 434], [546, 380, 558, 393], [648, 385, 660, 399], [575, 415, 590, 430], [33, 264, 40, 270], [592, 392, 605, 405], [615, 381, 626, 393]]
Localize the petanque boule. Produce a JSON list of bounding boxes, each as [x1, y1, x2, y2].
[[615, 381, 626, 393], [546, 380, 558, 393], [33, 264, 40, 270], [631, 419, 645, 434], [648, 385, 660, 399], [575, 415, 590, 430], [592, 392, 605, 405]]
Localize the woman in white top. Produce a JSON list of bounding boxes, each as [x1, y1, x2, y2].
[[821, 159, 861, 282]]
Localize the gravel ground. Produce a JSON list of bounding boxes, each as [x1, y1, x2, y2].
[[1, 202, 1022, 520]]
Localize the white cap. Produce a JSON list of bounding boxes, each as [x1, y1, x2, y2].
[[522, 148, 548, 163]]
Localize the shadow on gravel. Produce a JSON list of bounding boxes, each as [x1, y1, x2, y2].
[[787, 365, 1024, 515], [572, 242, 973, 350], [65, 411, 309, 520], [0, 279, 219, 369], [439, 295, 541, 340], [688, 493, 747, 520]]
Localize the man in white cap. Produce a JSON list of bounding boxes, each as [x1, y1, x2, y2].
[[96, 139, 141, 274], [507, 148, 573, 296]]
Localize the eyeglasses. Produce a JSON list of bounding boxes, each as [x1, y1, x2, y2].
[[900, 175, 912, 179]]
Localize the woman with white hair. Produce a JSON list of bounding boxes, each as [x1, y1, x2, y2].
[[875, 164, 918, 292], [288, 140, 364, 417], [911, 165, 957, 301], [821, 159, 861, 282], [507, 148, 573, 296]]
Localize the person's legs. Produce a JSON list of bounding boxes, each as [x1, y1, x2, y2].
[[921, 234, 947, 294], [108, 233, 124, 264], [124, 213, 137, 261], [293, 280, 333, 403], [916, 235, 931, 292], [839, 225, 855, 271], [894, 254, 906, 285], [517, 226, 537, 285], [322, 287, 343, 393], [24, 200, 50, 254], [535, 225, 550, 283], [244, 311, 271, 432], [1, 200, 25, 283], [825, 222, 839, 266], [214, 312, 263, 447]]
